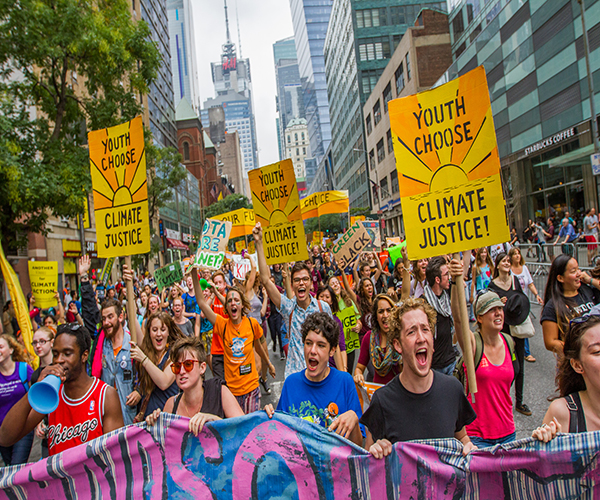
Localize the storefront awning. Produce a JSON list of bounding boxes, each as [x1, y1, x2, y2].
[[534, 144, 596, 168], [166, 238, 189, 251]]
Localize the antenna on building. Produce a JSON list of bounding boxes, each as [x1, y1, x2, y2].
[[224, 0, 231, 44], [235, 0, 243, 59], [222, 0, 235, 57]]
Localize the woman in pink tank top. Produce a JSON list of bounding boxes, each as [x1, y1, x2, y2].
[[451, 260, 517, 448]]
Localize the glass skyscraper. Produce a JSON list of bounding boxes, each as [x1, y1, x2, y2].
[[289, 0, 333, 164], [440, 0, 600, 232], [324, 0, 446, 207]]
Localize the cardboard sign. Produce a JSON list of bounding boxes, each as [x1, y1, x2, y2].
[[331, 221, 371, 270], [99, 257, 115, 287], [300, 190, 349, 220], [362, 221, 382, 251], [213, 208, 256, 239], [193, 219, 232, 270], [88, 116, 150, 258], [249, 159, 308, 264], [28, 261, 58, 308], [389, 66, 509, 259], [154, 261, 184, 292], [336, 307, 360, 353]]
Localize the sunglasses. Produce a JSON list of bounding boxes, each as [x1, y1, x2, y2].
[[170, 359, 200, 374], [56, 322, 83, 334], [569, 312, 600, 327]]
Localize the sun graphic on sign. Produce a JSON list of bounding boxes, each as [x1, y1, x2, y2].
[[89, 119, 148, 210], [389, 67, 500, 198], [250, 159, 301, 227]]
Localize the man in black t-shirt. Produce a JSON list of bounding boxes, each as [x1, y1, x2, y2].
[[360, 298, 476, 459]]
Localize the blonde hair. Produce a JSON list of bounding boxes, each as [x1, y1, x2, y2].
[[0, 334, 34, 365]]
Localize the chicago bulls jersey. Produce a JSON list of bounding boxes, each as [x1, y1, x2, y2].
[[48, 377, 107, 456]]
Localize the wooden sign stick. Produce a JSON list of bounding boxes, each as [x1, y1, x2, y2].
[[124, 256, 138, 344], [452, 252, 477, 400]]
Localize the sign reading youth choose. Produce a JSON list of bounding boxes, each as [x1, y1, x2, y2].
[[389, 66, 509, 260], [249, 159, 308, 264], [88, 116, 150, 258]]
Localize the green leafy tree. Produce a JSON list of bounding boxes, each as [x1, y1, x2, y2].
[[204, 194, 252, 219], [0, 0, 161, 250]]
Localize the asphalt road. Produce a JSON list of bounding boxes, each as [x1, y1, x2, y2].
[[8, 303, 553, 466]]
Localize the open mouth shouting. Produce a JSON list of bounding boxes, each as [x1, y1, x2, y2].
[[415, 347, 428, 367]]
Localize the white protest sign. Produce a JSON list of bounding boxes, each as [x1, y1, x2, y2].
[[231, 253, 258, 281], [193, 219, 233, 270]]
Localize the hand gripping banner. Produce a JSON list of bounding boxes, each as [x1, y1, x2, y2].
[[1, 413, 599, 499]]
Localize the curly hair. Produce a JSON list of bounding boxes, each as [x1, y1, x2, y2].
[[0, 334, 34, 365], [300, 312, 339, 349], [388, 297, 437, 348], [555, 315, 600, 398], [55, 324, 92, 358], [357, 278, 374, 316], [138, 312, 186, 395]]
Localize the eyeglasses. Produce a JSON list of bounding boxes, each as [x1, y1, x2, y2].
[[32, 339, 48, 347], [170, 359, 200, 374], [293, 277, 311, 284]]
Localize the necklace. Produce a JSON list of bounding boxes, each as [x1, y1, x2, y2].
[[181, 393, 203, 417]]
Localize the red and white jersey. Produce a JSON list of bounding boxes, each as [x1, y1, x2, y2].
[[48, 377, 107, 456]]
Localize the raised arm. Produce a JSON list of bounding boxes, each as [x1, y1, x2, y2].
[[253, 223, 282, 309], [372, 252, 383, 282], [341, 270, 358, 305], [54, 291, 65, 323], [79, 255, 101, 335], [352, 257, 361, 284], [245, 255, 257, 295], [283, 263, 293, 299], [191, 269, 217, 325], [123, 264, 143, 343]]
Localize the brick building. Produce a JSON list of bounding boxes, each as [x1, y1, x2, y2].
[[363, 8, 452, 237]]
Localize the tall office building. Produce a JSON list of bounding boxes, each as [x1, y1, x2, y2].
[[324, 0, 446, 207], [140, 0, 177, 148], [289, 0, 333, 164], [439, 0, 600, 232], [273, 37, 305, 160], [202, 0, 259, 179], [167, 0, 201, 111]]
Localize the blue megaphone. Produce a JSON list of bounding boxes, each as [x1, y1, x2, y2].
[[28, 374, 61, 414]]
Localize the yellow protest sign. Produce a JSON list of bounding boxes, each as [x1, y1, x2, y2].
[[235, 240, 246, 253], [213, 208, 256, 239], [249, 159, 308, 264], [28, 261, 58, 308], [300, 190, 349, 220], [312, 231, 323, 245], [350, 215, 366, 226], [88, 116, 150, 258], [247, 240, 256, 255], [389, 66, 509, 259]]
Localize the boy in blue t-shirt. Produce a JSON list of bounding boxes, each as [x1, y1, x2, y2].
[[265, 312, 363, 445]]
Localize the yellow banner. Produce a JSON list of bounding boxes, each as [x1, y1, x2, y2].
[[0, 243, 36, 367], [389, 66, 509, 259], [28, 261, 58, 308], [88, 116, 151, 258], [350, 215, 366, 226], [249, 159, 308, 264], [213, 208, 256, 239], [300, 190, 349, 220]]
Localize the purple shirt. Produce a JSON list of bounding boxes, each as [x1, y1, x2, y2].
[[0, 363, 32, 426], [329, 316, 347, 369]]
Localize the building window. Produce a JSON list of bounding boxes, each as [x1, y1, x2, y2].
[[381, 176, 389, 199], [362, 69, 382, 96], [301, 132, 305, 140], [287, 135, 290, 144], [395, 63, 405, 95], [358, 37, 391, 62], [372, 184, 379, 204], [303, 147, 306, 155], [296, 148, 300, 156], [387, 128, 394, 154], [390, 169, 399, 193], [369, 149, 375, 170], [390, 6, 405, 25], [377, 139, 385, 163], [366, 114, 372, 135], [373, 99, 381, 126], [383, 83, 392, 112], [452, 11, 465, 40], [295, 133, 298, 141], [405, 54, 411, 81], [356, 8, 387, 28], [183, 141, 190, 161]]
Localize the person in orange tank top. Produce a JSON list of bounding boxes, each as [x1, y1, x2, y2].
[[0, 324, 124, 456]]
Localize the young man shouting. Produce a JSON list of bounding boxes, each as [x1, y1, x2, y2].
[[360, 298, 476, 458], [265, 312, 363, 446]]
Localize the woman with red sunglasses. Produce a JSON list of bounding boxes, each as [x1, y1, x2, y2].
[[145, 336, 243, 435]]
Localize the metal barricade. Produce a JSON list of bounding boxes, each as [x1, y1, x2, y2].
[[574, 241, 600, 268]]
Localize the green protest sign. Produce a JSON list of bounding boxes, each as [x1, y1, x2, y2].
[[336, 306, 360, 353], [100, 257, 115, 287], [154, 261, 184, 292]]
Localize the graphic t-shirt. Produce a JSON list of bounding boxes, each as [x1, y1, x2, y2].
[[541, 285, 598, 325], [182, 292, 200, 315], [0, 363, 32, 426], [475, 264, 492, 291], [277, 368, 363, 432], [213, 315, 262, 396]]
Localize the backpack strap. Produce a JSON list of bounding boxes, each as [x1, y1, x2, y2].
[[565, 394, 580, 433], [473, 332, 483, 370], [18, 362, 29, 393], [317, 300, 323, 313]]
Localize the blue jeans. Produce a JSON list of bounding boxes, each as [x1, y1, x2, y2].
[[0, 431, 34, 466], [433, 357, 457, 376], [470, 431, 516, 448], [524, 338, 531, 357]]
